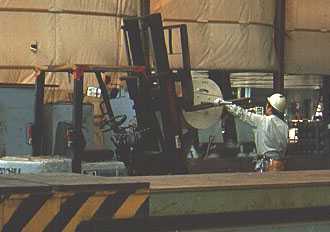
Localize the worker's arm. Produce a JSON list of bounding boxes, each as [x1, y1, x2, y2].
[[225, 104, 264, 128]]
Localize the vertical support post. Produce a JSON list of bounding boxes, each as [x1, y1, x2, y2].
[[322, 77, 330, 121], [273, 0, 286, 94], [72, 67, 84, 173], [321, 77, 330, 157], [209, 71, 233, 100], [237, 88, 242, 99], [245, 88, 251, 98], [33, 70, 45, 155]]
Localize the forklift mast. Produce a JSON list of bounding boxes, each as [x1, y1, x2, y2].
[[123, 13, 194, 173]]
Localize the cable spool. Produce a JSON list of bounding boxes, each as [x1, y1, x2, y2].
[[182, 78, 224, 129]]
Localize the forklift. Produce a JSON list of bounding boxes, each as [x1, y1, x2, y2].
[[32, 65, 145, 175], [118, 13, 242, 175], [28, 13, 245, 176]]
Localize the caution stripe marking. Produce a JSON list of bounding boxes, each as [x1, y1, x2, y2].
[[2, 193, 31, 227], [43, 192, 94, 232], [62, 191, 116, 232], [21, 192, 74, 232], [92, 189, 135, 219], [3, 193, 51, 232], [1, 188, 149, 231], [113, 189, 150, 219]]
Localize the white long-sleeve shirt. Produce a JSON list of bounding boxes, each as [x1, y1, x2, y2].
[[226, 104, 288, 159]]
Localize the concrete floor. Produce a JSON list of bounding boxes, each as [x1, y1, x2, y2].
[[179, 221, 330, 232]]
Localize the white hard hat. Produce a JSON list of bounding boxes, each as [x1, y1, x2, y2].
[[267, 93, 286, 113]]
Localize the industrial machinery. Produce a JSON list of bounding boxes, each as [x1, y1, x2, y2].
[[0, 77, 131, 176], [120, 13, 230, 174], [120, 13, 252, 175], [290, 120, 330, 156], [0, 13, 251, 177], [31, 65, 144, 174], [0, 84, 37, 155], [0, 13, 248, 176]]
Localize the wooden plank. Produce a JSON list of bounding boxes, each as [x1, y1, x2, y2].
[[0, 176, 50, 194], [109, 170, 330, 192], [0, 173, 148, 192], [3, 170, 329, 192], [0, 173, 149, 194]]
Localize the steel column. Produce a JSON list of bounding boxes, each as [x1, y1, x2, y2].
[[322, 77, 330, 121], [33, 70, 45, 155], [72, 68, 84, 173], [273, 0, 286, 94]]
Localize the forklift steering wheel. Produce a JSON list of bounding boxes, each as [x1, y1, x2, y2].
[[100, 114, 127, 132]]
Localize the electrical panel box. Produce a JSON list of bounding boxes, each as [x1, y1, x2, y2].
[[0, 85, 34, 155], [42, 103, 95, 155]]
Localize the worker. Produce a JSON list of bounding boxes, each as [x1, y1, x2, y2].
[[215, 93, 288, 172]]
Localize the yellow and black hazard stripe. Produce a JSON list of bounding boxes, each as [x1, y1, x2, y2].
[[1, 187, 149, 232]]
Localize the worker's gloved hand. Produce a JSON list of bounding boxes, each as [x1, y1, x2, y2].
[[213, 98, 224, 106], [213, 98, 232, 106]]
